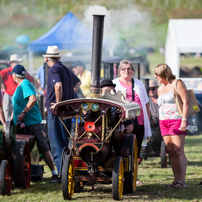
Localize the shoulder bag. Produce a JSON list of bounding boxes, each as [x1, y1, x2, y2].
[[174, 79, 200, 117], [132, 78, 140, 132]]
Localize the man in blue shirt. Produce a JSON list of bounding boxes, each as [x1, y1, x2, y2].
[[43, 46, 81, 177], [37, 64, 44, 94], [36, 60, 49, 95]]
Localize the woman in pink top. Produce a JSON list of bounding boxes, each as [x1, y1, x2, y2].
[[154, 63, 189, 188], [113, 60, 151, 185]]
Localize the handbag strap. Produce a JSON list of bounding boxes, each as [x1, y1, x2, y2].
[[174, 79, 186, 94], [174, 79, 179, 94], [132, 78, 135, 101]]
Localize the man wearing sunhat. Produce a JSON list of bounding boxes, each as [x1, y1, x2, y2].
[[148, 79, 162, 153], [43, 46, 81, 175], [0, 54, 38, 121], [149, 80, 159, 119]]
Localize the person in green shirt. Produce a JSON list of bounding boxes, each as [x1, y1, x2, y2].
[[10, 64, 60, 183]]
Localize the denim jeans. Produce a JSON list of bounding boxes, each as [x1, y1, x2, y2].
[[47, 113, 72, 173]]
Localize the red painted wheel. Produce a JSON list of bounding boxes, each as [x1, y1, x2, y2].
[[0, 160, 12, 195], [13, 140, 31, 188]]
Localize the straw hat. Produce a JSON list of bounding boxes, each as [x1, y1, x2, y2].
[[8, 54, 23, 64], [43, 46, 62, 57], [149, 80, 158, 88]]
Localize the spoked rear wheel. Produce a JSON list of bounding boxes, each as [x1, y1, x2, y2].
[[62, 155, 75, 200], [122, 134, 138, 193], [112, 156, 124, 200], [13, 140, 31, 188], [0, 160, 12, 196]]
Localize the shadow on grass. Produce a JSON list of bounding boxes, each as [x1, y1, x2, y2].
[[55, 182, 202, 201], [185, 137, 202, 147], [187, 161, 202, 167], [7, 177, 61, 196], [9, 178, 202, 201], [123, 182, 202, 201]]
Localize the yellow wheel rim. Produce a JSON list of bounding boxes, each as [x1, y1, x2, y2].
[[132, 138, 138, 191], [68, 158, 75, 198], [118, 159, 124, 199]]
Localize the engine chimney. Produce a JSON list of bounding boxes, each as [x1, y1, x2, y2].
[[88, 15, 105, 98]]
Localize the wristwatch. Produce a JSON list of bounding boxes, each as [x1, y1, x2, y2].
[[22, 110, 27, 114]]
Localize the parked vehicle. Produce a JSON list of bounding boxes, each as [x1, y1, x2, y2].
[[181, 78, 202, 135]]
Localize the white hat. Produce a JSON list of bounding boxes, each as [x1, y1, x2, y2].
[[43, 46, 62, 57], [149, 80, 158, 88], [8, 54, 23, 64]]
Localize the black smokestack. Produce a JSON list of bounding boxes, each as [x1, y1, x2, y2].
[[89, 15, 105, 97]]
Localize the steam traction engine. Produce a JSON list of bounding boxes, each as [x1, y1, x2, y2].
[[51, 13, 141, 200], [53, 92, 140, 200]]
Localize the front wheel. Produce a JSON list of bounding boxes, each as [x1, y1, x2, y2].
[[62, 155, 75, 200], [0, 160, 12, 196], [112, 156, 124, 200]]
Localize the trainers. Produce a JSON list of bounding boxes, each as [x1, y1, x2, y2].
[[49, 174, 61, 184]]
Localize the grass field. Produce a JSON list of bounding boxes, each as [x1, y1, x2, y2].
[[1, 134, 202, 202], [144, 51, 202, 79]]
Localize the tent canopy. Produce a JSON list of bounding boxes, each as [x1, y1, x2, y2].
[[165, 19, 202, 78], [28, 12, 92, 52]]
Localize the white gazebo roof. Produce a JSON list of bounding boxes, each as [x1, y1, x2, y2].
[[165, 19, 202, 78]]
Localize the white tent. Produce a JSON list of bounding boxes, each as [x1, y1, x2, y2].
[[165, 19, 202, 78]]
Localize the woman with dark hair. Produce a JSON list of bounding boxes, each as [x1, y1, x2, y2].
[[113, 60, 151, 185], [154, 63, 189, 188]]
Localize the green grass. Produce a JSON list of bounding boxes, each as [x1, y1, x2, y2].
[[0, 0, 202, 51], [0, 1, 202, 75], [0, 27, 50, 49], [1, 134, 202, 201], [148, 52, 202, 77]]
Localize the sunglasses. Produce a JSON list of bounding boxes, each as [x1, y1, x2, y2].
[[149, 87, 157, 91]]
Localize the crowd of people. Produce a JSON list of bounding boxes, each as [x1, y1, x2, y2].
[[0, 46, 195, 188]]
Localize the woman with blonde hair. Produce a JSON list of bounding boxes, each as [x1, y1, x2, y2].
[[154, 63, 189, 188], [113, 60, 151, 184]]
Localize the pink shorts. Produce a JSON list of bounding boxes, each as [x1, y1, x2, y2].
[[159, 119, 187, 136]]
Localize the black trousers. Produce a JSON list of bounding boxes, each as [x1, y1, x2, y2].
[[135, 125, 145, 158]]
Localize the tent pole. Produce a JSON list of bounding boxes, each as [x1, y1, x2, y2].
[[29, 51, 34, 75]]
